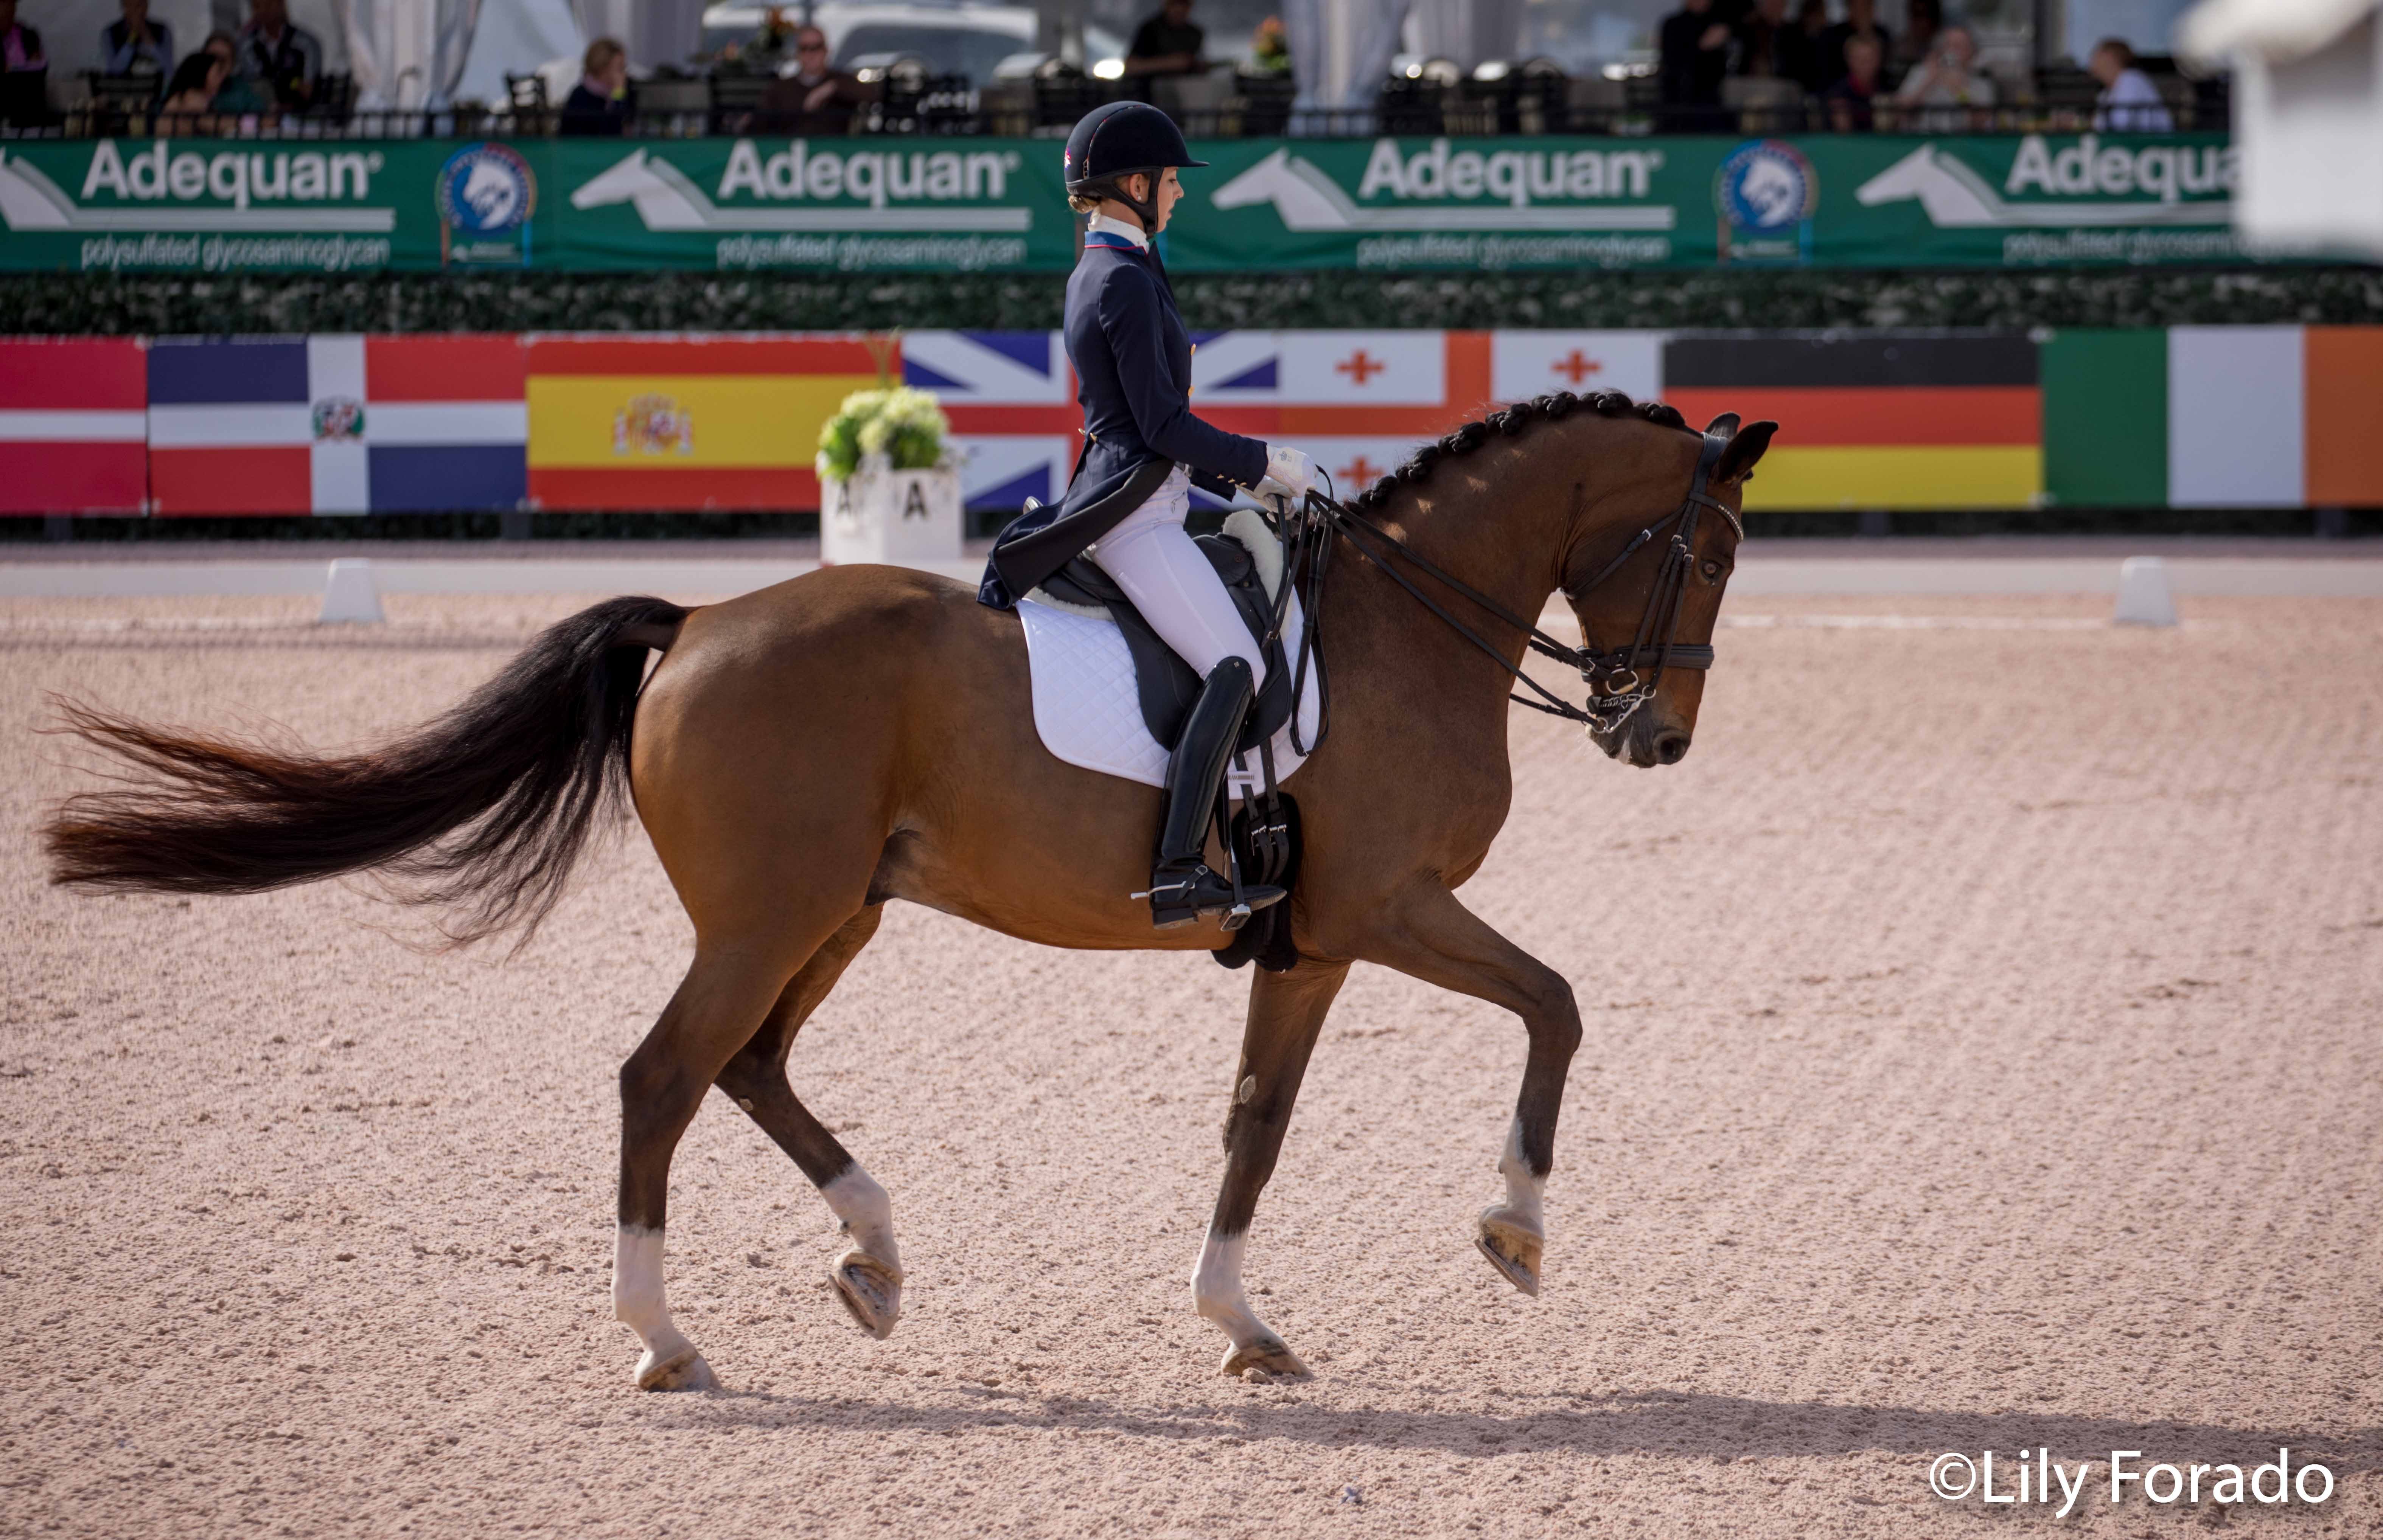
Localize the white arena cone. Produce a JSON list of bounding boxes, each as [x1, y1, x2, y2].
[[320, 558, 384, 624], [2113, 556, 2177, 627]]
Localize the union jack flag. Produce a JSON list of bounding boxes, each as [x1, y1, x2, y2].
[[907, 330, 1668, 511]]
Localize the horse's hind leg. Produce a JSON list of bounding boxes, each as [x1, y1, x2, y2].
[[712, 905, 907, 1339], [1193, 959, 1350, 1378], [614, 931, 823, 1391]]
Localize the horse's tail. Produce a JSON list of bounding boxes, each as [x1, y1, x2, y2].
[[42, 595, 688, 949]]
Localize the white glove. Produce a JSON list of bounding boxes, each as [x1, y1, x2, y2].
[[1256, 444, 1315, 500]]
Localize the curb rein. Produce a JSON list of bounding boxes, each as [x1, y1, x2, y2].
[[1267, 413, 1744, 742]]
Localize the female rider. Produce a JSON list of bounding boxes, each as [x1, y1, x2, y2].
[[978, 101, 1317, 931]]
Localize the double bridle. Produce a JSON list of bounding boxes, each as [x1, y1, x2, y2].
[[1276, 414, 1744, 741]]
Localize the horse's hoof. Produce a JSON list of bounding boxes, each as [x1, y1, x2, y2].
[[1221, 1336, 1310, 1380], [635, 1344, 719, 1393], [829, 1247, 904, 1340], [1476, 1207, 1543, 1298]]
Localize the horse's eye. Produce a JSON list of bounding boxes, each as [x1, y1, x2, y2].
[[1701, 559, 1723, 581]]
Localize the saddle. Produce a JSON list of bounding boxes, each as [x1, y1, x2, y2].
[[1020, 503, 1318, 975], [1024, 507, 1299, 756]]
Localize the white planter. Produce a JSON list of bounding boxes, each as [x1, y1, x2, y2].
[[820, 459, 963, 565]]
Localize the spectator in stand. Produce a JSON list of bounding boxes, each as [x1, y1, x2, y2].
[[0, 0, 50, 127], [157, 44, 227, 132], [1783, 0, 1830, 93], [1124, 0, 1204, 77], [561, 36, 629, 135], [1657, 0, 1731, 125], [201, 28, 268, 113], [237, 0, 320, 109], [1247, 14, 1290, 75], [1892, 23, 1996, 130], [2089, 37, 2173, 132], [1893, 0, 1942, 75], [1825, 31, 1883, 129], [1817, 0, 1890, 91], [1734, 0, 1794, 80], [100, 0, 173, 80], [757, 25, 875, 134]]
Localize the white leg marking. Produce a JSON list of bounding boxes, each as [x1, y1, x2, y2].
[[1498, 1116, 1548, 1232], [612, 1223, 695, 1363], [1191, 1226, 1265, 1341], [821, 1164, 900, 1270]]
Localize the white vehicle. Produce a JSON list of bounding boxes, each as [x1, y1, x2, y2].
[[698, 3, 1124, 81]]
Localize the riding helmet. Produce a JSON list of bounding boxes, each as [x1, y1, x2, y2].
[[1063, 101, 1206, 229]]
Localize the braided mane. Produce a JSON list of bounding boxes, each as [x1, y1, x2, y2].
[[1346, 389, 1692, 512]]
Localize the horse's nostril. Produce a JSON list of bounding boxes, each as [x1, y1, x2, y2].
[[1654, 731, 1690, 764]]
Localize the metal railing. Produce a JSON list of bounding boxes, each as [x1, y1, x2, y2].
[[2, 69, 2230, 141]]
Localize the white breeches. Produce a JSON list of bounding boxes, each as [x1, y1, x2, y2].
[[1086, 467, 1267, 687]]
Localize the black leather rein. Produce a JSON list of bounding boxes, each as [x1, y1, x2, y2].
[[1290, 414, 1743, 736]]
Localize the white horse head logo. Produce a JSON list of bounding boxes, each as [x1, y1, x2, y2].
[[1854, 145, 2007, 227], [1209, 148, 1362, 231], [568, 149, 714, 231]]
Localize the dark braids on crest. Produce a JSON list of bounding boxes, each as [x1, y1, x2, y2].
[[1348, 389, 1692, 512]]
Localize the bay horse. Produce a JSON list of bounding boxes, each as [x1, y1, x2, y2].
[[44, 390, 1774, 1389]]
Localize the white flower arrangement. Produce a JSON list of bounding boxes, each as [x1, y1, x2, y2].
[[816, 387, 954, 483]]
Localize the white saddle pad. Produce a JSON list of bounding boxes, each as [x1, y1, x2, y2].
[[1016, 514, 1321, 794]]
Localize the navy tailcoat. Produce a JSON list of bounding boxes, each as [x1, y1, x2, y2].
[[976, 235, 1269, 609]]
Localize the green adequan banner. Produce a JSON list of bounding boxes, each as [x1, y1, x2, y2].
[[0, 132, 2240, 275]]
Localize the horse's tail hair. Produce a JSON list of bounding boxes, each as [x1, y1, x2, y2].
[[42, 595, 689, 949]]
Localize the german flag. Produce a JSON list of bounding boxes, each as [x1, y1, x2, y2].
[[525, 334, 886, 511], [1664, 334, 2041, 511]]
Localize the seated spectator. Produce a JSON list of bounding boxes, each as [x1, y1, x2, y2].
[[237, 0, 320, 109], [1782, 0, 1829, 94], [561, 36, 629, 135], [201, 29, 269, 114], [1893, 23, 1996, 130], [1246, 14, 1289, 76], [1824, 32, 1883, 130], [757, 25, 875, 134], [0, 0, 51, 127], [2089, 37, 2173, 132], [157, 45, 227, 132], [100, 0, 173, 80], [1124, 0, 1204, 77], [1658, 0, 1730, 122], [1893, 0, 1942, 75], [1817, 0, 1890, 92]]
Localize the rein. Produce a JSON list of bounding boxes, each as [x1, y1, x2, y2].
[[1275, 415, 1743, 739]]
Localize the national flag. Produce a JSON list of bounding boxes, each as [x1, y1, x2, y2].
[[903, 329, 1075, 512], [0, 338, 146, 514], [1664, 334, 2043, 511], [1490, 331, 1664, 406], [2038, 324, 2383, 511], [146, 334, 527, 515], [360, 334, 527, 512], [907, 329, 1504, 512], [525, 334, 883, 511]]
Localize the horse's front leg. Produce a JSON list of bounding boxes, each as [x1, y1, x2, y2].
[[1358, 884, 1581, 1297], [1192, 959, 1350, 1378]]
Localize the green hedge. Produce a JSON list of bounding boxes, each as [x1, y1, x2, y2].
[[5, 266, 2380, 335]]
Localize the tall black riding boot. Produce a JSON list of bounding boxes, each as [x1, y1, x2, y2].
[[1143, 656, 1286, 930]]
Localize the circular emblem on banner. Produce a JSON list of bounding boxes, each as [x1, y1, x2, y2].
[[1715, 140, 1818, 233], [312, 397, 365, 441], [436, 142, 537, 236]]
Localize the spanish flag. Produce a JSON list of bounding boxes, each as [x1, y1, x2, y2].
[[1665, 334, 2042, 511], [525, 334, 886, 511]]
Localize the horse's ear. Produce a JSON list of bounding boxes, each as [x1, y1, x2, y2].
[[1715, 420, 1777, 485]]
